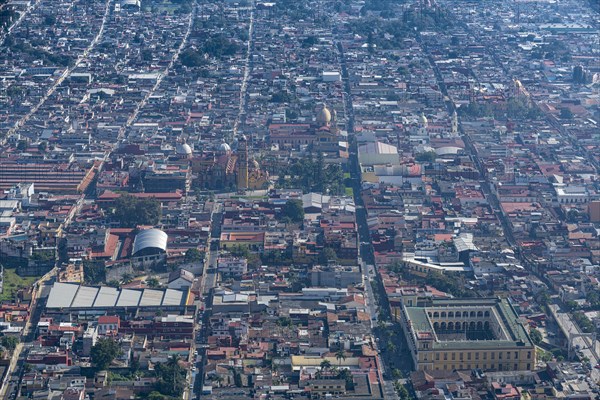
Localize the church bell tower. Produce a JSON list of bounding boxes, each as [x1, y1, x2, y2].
[[237, 135, 249, 190]]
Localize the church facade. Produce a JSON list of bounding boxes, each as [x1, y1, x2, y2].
[[268, 104, 342, 154], [191, 138, 269, 191]]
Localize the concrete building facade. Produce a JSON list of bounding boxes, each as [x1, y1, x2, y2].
[[399, 298, 535, 373]]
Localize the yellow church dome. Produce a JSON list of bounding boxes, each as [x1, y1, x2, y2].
[[316, 104, 331, 125]]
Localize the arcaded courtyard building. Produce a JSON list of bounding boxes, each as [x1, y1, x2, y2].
[[400, 298, 535, 372]]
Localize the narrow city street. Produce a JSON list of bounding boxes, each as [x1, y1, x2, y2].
[[6, 0, 113, 138], [338, 39, 401, 400]]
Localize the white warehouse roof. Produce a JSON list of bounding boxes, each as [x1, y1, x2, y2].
[[358, 141, 398, 155], [132, 228, 168, 256], [46, 283, 188, 310]]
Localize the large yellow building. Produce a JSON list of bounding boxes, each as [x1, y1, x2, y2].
[[399, 298, 535, 373]]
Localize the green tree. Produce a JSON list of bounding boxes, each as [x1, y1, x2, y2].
[[107, 279, 120, 288], [566, 209, 580, 223], [530, 328, 543, 345], [181, 48, 205, 67], [1, 336, 19, 351], [559, 108, 573, 119], [271, 90, 292, 103], [184, 248, 204, 263], [7, 85, 25, 100], [573, 312, 595, 333], [586, 289, 600, 307], [396, 383, 413, 400], [277, 152, 346, 195], [146, 276, 160, 288], [83, 260, 106, 285], [565, 300, 579, 311], [538, 349, 553, 363], [387, 339, 397, 353], [203, 35, 239, 58], [91, 338, 120, 370], [302, 36, 318, 47], [121, 273, 133, 285], [283, 199, 304, 222], [130, 353, 140, 373], [337, 368, 354, 390], [415, 151, 437, 162], [147, 391, 169, 400], [535, 290, 550, 306], [113, 194, 161, 227], [16, 140, 28, 151], [141, 49, 153, 62], [319, 247, 338, 264], [154, 356, 186, 397], [43, 14, 56, 26], [335, 348, 346, 367]]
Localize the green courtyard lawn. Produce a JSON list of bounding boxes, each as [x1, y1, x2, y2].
[[0, 268, 39, 302]]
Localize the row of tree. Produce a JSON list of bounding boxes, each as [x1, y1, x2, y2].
[[459, 98, 542, 120], [113, 194, 162, 228], [388, 262, 476, 298], [277, 152, 346, 195], [91, 338, 186, 398]]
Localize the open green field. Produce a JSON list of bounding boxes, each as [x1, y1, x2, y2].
[[0, 268, 39, 302]]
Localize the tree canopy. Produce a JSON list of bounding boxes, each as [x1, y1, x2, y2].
[[529, 328, 543, 345], [277, 152, 345, 195], [559, 108, 573, 120], [459, 98, 542, 120], [415, 151, 436, 163], [83, 260, 106, 285], [91, 338, 120, 370], [203, 35, 239, 58], [184, 248, 205, 263], [283, 199, 305, 222], [113, 194, 161, 228], [181, 48, 206, 67], [154, 356, 186, 397], [1, 336, 19, 351]]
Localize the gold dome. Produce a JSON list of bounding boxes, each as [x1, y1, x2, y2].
[[316, 104, 332, 125], [419, 112, 428, 125]]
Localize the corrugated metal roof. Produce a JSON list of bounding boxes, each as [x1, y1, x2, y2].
[[116, 289, 142, 307], [94, 286, 119, 307], [139, 289, 164, 306], [132, 228, 168, 255], [72, 286, 99, 308], [162, 288, 186, 306], [46, 283, 79, 308], [454, 233, 478, 252], [45, 283, 188, 310], [359, 141, 398, 155]]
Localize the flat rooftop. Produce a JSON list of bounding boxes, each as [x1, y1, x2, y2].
[[405, 298, 534, 350], [46, 282, 189, 310]]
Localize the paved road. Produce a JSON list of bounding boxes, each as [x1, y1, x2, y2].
[[337, 40, 399, 400], [233, 2, 255, 137], [550, 304, 600, 383], [6, 0, 113, 138], [0, 268, 56, 399], [194, 201, 223, 399], [118, 0, 197, 140], [0, 343, 23, 400], [0, 0, 41, 46]]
